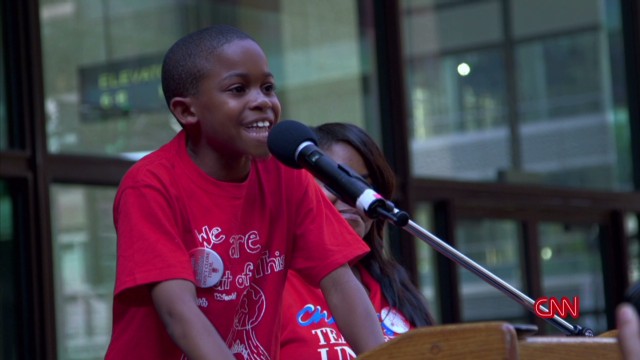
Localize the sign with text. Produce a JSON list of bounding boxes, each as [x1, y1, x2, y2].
[[79, 53, 165, 121], [534, 296, 580, 319]]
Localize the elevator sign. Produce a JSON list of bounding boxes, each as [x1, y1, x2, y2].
[[79, 53, 165, 121]]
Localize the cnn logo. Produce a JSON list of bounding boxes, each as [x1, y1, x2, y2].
[[534, 296, 580, 319]]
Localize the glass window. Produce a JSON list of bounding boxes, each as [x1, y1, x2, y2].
[[455, 219, 527, 323], [516, 31, 630, 190], [402, 0, 632, 191], [39, 0, 378, 158], [626, 213, 639, 284], [407, 48, 510, 181], [511, 0, 600, 39], [50, 184, 117, 360], [0, 180, 18, 359], [517, 32, 601, 123], [414, 202, 440, 322], [408, 49, 507, 138], [402, 0, 503, 56], [0, 17, 7, 151], [538, 222, 605, 335]]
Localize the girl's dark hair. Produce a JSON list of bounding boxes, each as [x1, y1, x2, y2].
[[312, 122, 435, 327]]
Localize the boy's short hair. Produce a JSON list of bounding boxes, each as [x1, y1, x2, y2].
[[161, 24, 255, 107]]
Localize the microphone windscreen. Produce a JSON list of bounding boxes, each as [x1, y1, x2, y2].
[[267, 120, 318, 169]]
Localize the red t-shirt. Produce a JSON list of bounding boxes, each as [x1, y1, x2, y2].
[[105, 131, 369, 360], [280, 263, 414, 360]]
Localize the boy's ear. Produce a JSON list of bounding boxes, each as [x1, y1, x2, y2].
[[169, 97, 198, 126]]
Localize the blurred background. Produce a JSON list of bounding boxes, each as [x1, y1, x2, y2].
[[1, 0, 639, 359]]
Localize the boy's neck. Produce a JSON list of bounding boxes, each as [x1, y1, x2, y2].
[[186, 140, 252, 183]]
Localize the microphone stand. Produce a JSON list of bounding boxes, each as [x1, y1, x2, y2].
[[374, 205, 594, 337]]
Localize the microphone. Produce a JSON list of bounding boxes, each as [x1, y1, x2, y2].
[[267, 120, 405, 223]]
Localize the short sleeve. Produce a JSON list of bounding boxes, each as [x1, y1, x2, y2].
[[113, 182, 194, 295]]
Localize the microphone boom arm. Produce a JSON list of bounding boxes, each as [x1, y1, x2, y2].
[[374, 206, 594, 337]]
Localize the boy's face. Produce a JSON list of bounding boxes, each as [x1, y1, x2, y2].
[[187, 39, 281, 161]]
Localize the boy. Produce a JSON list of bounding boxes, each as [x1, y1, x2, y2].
[[104, 25, 385, 360]]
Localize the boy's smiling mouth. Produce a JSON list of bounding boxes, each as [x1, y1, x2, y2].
[[244, 119, 274, 139], [246, 120, 272, 129]]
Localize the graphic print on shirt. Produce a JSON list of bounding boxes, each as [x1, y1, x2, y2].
[[296, 304, 356, 360], [195, 225, 226, 247], [226, 284, 269, 359], [193, 225, 285, 296], [193, 225, 285, 359], [293, 304, 412, 359]]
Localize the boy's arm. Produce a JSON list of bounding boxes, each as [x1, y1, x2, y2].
[[151, 279, 235, 360], [320, 264, 386, 354]]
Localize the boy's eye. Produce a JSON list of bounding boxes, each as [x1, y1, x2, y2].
[[263, 83, 276, 93], [229, 86, 246, 94]]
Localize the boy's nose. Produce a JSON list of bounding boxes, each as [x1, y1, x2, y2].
[[251, 91, 272, 110]]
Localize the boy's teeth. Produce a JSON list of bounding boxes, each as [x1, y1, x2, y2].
[[249, 121, 270, 128]]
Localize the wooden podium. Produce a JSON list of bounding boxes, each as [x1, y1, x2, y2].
[[357, 322, 622, 359]]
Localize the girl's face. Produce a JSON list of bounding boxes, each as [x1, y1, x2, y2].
[[185, 39, 281, 176], [319, 142, 373, 238]]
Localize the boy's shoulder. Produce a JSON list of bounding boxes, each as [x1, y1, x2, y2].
[[119, 132, 183, 187]]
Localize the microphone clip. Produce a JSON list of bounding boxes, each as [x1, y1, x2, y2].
[[371, 201, 410, 227]]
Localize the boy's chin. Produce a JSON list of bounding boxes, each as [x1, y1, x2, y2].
[[253, 152, 272, 161]]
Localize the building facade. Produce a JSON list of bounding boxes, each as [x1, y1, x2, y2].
[[1, 0, 639, 359]]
